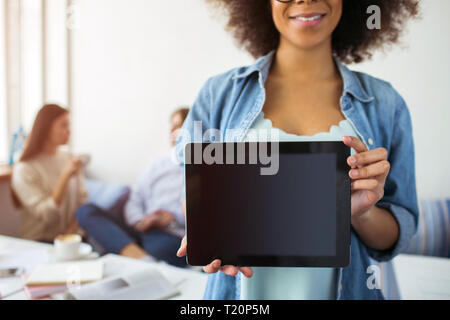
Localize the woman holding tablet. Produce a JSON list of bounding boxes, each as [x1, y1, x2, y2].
[[177, 0, 419, 300]]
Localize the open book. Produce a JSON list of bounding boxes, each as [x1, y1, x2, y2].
[[67, 267, 180, 300]]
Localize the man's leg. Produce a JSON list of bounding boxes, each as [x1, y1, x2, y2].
[[76, 204, 148, 258], [140, 229, 188, 268]]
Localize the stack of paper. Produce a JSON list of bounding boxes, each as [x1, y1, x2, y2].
[[25, 260, 104, 286]]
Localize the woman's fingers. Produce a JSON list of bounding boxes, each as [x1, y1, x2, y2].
[[343, 136, 367, 154], [351, 179, 379, 191], [239, 267, 254, 278], [347, 148, 388, 168], [220, 265, 253, 278], [221, 265, 239, 276], [176, 236, 187, 257], [203, 259, 222, 273], [349, 160, 390, 180], [201, 260, 253, 277]]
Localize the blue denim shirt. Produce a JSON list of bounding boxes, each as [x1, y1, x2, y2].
[[176, 50, 419, 300]]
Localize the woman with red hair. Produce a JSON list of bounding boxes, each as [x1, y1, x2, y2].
[[12, 104, 87, 242]]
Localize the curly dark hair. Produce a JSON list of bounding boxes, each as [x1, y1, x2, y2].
[[206, 0, 419, 63]]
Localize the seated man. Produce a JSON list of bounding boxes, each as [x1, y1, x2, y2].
[[76, 107, 190, 267]]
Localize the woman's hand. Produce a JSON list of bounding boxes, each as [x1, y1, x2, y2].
[[62, 157, 83, 179], [176, 201, 254, 278], [64, 218, 85, 237], [343, 136, 390, 219]]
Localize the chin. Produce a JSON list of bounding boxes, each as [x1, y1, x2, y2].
[[289, 34, 330, 51]]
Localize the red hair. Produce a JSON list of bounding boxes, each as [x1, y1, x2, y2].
[[20, 104, 68, 162], [11, 104, 68, 208]]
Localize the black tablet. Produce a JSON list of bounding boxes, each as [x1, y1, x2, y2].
[[184, 141, 351, 267]]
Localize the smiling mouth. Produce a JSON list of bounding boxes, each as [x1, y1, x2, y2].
[[291, 13, 326, 22], [293, 14, 325, 22]]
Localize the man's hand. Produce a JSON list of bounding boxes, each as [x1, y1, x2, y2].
[[134, 213, 159, 233], [152, 210, 175, 229], [134, 210, 175, 233]]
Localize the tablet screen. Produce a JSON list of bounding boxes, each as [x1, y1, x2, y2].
[[185, 142, 350, 267]]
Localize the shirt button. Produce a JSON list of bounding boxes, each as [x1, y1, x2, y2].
[[368, 138, 374, 146]]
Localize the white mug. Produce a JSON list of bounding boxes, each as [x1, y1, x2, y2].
[[54, 234, 82, 261]]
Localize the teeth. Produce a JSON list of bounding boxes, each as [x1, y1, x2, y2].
[[295, 15, 322, 22]]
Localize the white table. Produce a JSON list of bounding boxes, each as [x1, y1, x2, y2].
[[2, 235, 449, 300], [392, 253, 450, 300], [0, 235, 207, 300]]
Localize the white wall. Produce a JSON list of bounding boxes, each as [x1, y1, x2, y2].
[[71, 0, 252, 185], [350, 0, 450, 199], [71, 0, 450, 199]]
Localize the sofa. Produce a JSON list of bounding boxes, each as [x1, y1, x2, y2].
[[374, 198, 450, 299]]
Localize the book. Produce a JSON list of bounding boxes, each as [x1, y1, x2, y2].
[[68, 267, 180, 300], [24, 283, 68, 300], [25, 260, 103, 286]]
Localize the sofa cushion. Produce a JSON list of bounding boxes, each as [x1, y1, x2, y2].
[[404, 199, 450, 258], [84, 179, 130, 221]]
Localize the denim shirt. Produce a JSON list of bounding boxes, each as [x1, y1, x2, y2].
[[176, 50, 419, 300]]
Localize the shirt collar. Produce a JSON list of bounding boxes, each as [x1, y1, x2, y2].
[[232, 50, 374, 103]]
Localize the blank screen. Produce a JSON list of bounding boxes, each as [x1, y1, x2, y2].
[[198, 153, 337, 258]]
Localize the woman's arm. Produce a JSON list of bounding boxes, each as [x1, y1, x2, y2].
[[12, 158, 82, 223], [351, 205, 399, 251], [343, 93, 419, 258], [52, 158, 82, 206], [77, 171, 89, 206]]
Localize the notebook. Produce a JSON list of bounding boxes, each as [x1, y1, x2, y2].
[[25, 260, 103, 286]]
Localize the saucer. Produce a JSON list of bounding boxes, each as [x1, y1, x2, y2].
[[48, 243, 95, 262]]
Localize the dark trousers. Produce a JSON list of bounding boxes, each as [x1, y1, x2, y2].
[[76, 204, 187, 268]]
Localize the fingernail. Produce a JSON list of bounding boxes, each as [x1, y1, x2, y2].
[[352, 170, 359, 177], [349, 156, 356, 165]]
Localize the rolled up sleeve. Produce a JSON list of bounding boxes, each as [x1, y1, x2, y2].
[[366, 89, 419, 262], [369, 202, 417, 261]]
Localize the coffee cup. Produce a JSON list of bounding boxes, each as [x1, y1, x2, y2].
[[77, 154, 91, 166], [54, 234, 82, 261]]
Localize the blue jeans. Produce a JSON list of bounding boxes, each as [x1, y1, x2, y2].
[[76, 204, 187, 268]]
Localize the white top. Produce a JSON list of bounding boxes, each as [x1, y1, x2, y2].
[[12, 149, 88, 242]]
